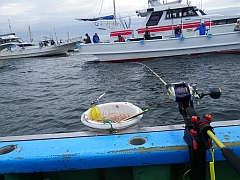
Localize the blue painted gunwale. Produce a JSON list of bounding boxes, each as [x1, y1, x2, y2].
[[0, 120, 240, 174]]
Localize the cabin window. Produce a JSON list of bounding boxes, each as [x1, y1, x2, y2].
[[182, 7, 198, 17], [227, 18, 238, 24], [172, 9, 181, 18], [146, 11, 163, 26], [213, 18, 238, 25], [166, 10, 172, 19], [214, 20, 226, 25], [188, 9, 196, 16], [166, 7, 197, 19]]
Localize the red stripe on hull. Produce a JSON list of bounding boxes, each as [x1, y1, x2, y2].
[[110, 30, 133, 37], [138, 21, 215, 34]]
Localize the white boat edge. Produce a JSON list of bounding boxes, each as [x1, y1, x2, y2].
[[1, 119, 239, 142]]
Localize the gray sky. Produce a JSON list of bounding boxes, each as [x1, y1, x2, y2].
[[0, 0, 239, 42]]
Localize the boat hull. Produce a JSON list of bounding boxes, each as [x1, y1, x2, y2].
[[77, 32, 240, 62], [0, 120, 240, 180], [0, 42, 76, 60]]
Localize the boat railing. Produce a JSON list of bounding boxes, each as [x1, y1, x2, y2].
[[93, 21, 123, 30], [181, 17, 213, 35]]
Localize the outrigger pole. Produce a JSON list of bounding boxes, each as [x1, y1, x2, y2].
[[136, 62, 240, 179], [113, 0, 117, 27]]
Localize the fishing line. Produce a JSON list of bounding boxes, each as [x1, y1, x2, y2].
[[99, 0, 104, 15], [134, 62, 167, 86]]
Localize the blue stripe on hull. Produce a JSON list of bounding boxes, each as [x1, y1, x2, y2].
[[0, 125, 240, 174]]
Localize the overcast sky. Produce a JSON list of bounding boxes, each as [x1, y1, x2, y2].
[[0, 0, 239, 42]]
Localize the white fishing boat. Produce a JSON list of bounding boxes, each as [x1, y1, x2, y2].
[[75, 0, 240, 62], [40, 35, 80, 52], [0, 33, 77, 60]]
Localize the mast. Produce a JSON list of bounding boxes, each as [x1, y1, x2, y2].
[[54, 28, 58, 44], [113, 0, 117, 26], [28, 26, 33, 42], [8, 19, 12, 33]]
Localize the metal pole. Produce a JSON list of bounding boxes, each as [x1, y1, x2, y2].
[[113, 0, 117, 27]]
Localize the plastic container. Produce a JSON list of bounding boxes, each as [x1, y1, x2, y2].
[[81, 102, 143, 130]]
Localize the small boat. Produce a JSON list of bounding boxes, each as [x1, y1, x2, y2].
[[40, 35, 80, 52], [75, 0, 240, 62], [0, 33, 77, 60]]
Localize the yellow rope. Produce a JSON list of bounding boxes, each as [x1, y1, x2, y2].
[[209, 148, 216, 180], [183, 169, 191, 180]]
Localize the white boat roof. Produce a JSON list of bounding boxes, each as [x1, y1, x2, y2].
[[0, 34, 20, 40], [137, 2, 197, 17], [136, 1, 240, 21]]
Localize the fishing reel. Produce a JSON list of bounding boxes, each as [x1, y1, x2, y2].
[[166, 82, 221, 103], [166, 82, 221, 180]]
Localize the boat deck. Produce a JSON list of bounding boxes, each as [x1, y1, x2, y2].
[[0, 120, 240, 179]]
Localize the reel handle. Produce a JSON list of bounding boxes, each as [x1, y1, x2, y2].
[[200, 88, 221, 99]]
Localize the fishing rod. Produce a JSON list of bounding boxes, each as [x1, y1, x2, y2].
[[136, 62, 240, 179]]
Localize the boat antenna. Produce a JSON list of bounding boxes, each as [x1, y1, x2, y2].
[[54, 28, 58, 44], [8, 19, 12, 33], [28, 26, 33, 42], [67, 31, 70, 42]]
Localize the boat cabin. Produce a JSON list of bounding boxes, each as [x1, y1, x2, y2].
[[0, 33, 34, 48], [135, 1, 240, 39]]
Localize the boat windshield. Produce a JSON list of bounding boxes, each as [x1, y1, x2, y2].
[[198, 9, 207, 15], [18, 38, 24, 43], [0, 37, 23, 44], [147, 11, 163, 26]]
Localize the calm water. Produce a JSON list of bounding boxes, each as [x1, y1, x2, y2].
[[0, 53, 240, 137]]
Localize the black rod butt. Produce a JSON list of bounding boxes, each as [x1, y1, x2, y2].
[[222, 147, 240, 176]]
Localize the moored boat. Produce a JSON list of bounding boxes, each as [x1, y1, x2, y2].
[[0, 33, 77, 60], [75, 0, 240, 62]]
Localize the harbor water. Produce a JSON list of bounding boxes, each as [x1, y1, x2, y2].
[[0, 52, 240, 137]]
